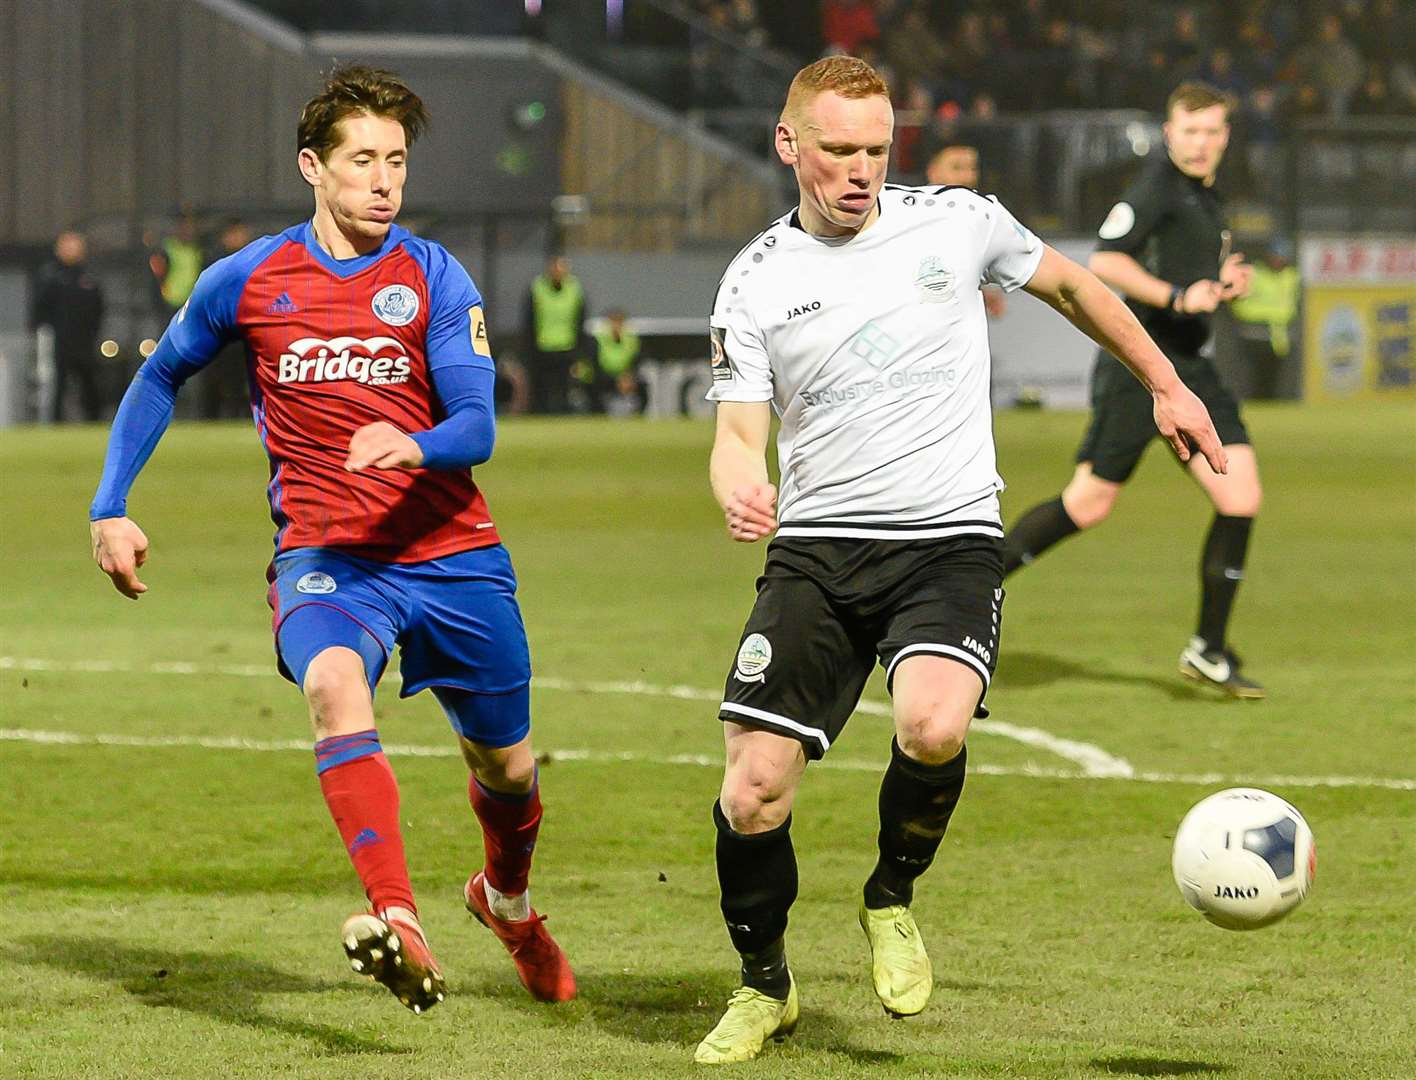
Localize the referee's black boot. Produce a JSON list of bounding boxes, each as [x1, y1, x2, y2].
[[1179, 637, 1265, 700]]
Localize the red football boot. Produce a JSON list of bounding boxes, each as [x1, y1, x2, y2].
[[464, 871, 576, 1002], [341, 906, 447, 1014]]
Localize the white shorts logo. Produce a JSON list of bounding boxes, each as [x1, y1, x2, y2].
[[733, 633, 772, 683], [296, 572, 337, 595], [372, 284, 419, 326], [1098, 201, 1136, 241]]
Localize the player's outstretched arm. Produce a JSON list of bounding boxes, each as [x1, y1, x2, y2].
[[91, 517, 150, 599], [1089, 250, 1226, 315], [711, 401, 776, 543], [1022, 245, 1228, 474], [89, 256, 242, 597], [89, 344, 204, 598]]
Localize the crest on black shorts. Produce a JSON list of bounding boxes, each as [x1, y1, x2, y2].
[[733, 633, 772, 683]]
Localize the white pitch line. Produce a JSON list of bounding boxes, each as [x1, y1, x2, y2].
[[0, 655, 1135, 777], [1, 727, 1413, 791]]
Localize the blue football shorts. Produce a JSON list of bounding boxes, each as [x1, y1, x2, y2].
[[267, 544, 532, 746]]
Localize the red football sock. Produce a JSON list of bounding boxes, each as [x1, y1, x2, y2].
[[470, 774, 542, 896], [316, 731, 416, 915]]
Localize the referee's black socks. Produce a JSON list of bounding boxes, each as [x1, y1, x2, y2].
[[713, 800, 796, 999], [864, 740, 967, 910], [1197, 513, 1254, 650], [1002, 496, 1079, 576]]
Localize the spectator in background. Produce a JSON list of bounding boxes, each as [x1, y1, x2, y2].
[[1163, 7, 1204, 72], [821, 0, 878, 55], [1230, 238, 1300, 400], [1199, 48, 1249, 100], [200, 218, 256, 420], [1133, 45, 1178, 110], [1235, 15, 1281, 83], [1296, 14, 1363, 118], [1350, 65, 1397, 116], [591, 309, 643, 416], [1286, 81, 1328, 120], [882, 5, 949, 104], [523, 254, 586, 415], [1391, 60, 1416, 113], [148, 211, 203, 314], [30, 229, 105, 422], [1244, 84, 1286, 201]]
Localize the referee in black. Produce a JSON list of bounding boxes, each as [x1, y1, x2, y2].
[[1001, 82, 1264, 698]]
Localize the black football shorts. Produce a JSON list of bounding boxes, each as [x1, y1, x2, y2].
[[718, 534, 1004, 759], [1076, 350, 1250, 483]]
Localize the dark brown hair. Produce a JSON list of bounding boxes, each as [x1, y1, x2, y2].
[[1166, 81, 1237, 121], [298, 65, 429, 161]]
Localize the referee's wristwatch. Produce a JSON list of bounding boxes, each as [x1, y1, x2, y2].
[[1169, 284, 1187, 314]]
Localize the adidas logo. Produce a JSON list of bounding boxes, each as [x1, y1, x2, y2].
[[267, 291, 300, 314], [348, 828, 380, 854]]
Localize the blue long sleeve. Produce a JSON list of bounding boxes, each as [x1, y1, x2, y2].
[[89, 340, 207, 520], [410, 364, 497, 470]]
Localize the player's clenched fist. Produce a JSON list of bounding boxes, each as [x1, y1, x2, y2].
[[345, 421, 425, 472], [91, 516, 150, 599], [724, 483, 777, 543]]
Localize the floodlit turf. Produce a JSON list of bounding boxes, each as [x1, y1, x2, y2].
[[1, 401, 1413, 1078]]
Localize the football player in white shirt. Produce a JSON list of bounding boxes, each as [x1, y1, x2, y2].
[[695, 57, 1226, 1066]]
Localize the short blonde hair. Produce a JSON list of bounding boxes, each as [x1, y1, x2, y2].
[[782, 56, 889, 128]]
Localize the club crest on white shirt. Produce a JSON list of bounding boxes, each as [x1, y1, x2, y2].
[[915, 256, 955, 303], [372, 284, 419, 326]]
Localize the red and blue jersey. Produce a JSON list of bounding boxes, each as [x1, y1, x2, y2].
[[105, 222, 500, 563]]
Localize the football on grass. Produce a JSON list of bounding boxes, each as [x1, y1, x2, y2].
[[1172, 788, 1316, 930]]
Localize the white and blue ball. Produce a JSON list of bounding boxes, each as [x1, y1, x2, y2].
[[1172, 788, 1316, 931]]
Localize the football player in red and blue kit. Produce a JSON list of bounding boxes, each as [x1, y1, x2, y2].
[[89, 66, 575, 1013]]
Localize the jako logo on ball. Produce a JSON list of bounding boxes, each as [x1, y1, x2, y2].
[[277, 337, 412, 386]]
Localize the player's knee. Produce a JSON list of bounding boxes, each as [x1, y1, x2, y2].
[[1062, 484, 1118, 529], [465, 739, 536, 793], [302, 649, 372, 734], [896, 709, 969, 765], [1216, 482, 1262, 517], [721, 760, 795, 832]]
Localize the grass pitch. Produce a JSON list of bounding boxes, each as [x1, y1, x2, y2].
[[1, 402, 1413, 1078]]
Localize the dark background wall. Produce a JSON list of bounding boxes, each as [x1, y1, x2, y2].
[[0, 1, 563, 248]]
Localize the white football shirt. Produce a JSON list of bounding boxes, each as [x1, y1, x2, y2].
[[708, 185, 1044, 540]]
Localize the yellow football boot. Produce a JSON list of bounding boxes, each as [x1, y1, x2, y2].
[[694, 975, 800, 1064], [859, 902, 933, 1017]]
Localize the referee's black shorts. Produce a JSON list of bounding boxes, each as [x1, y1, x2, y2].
[[718, 534, 1004, 760], [1075, 350, 1250, 484]]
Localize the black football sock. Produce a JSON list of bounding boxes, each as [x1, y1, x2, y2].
[[1197, 514, 1254, 650], [864, 740, 967, 910], [1001, 496, 1079, 576], [713, 800, 796, 998]]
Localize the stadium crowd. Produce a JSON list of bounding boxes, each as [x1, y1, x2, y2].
[[690, 0, 1415, 122]]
